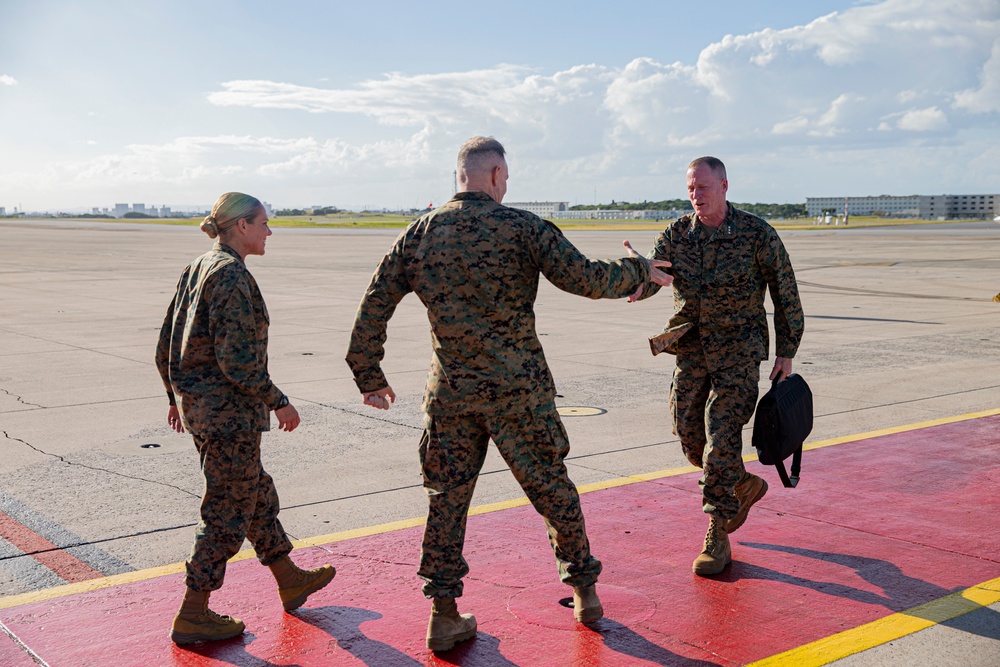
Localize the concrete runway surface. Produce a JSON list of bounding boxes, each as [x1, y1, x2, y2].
[[0, 218, 998, 665]]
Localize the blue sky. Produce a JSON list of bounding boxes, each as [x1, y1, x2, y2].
[[1, 0, 998, 212]]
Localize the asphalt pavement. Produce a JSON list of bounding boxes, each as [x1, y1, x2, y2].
[[0, 218, 998, 665]]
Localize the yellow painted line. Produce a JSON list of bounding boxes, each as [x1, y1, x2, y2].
[[0, 562, 187, 611], [748, 576, 1000, 667], [2, 408, 997, 612], [292, 516, 427, 548]]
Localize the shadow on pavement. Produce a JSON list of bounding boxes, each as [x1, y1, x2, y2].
[[171, 631, 302, 667], [737, 542, 1000, 640], [294, 606, 422, 666], [591, 618, 723, 666]]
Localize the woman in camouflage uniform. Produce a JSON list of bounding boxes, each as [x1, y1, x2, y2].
[[156, 192, 334, 644]]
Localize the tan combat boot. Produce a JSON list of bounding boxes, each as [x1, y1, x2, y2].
[[268, 555, 336, 611], [572, 584, 603, 624], [426, 597, 477, 652], [692, 516, 732, 576], [170, 588, 245, 644], [725, 471, 768, 534]]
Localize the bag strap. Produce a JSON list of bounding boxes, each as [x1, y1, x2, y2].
[[775, 444, 802, 488]]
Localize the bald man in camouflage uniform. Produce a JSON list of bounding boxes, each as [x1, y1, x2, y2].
[[347, 136, 672, 651], [633, 157, 804, 576]]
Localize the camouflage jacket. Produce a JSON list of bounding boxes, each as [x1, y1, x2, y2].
[[155, 243, 285, 434], [639, 204, 804, 372], [346, 191, 651, 415]]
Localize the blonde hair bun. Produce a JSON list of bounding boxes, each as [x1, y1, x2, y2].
[[200, 215, 220, 238]]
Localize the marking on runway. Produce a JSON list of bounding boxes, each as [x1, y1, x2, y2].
[[556, 406, 606, 416], [0, 512, 103, 584], [748, 576, 1000, 666], [0, 620, 49, 666], [3, 407, 999, 612]]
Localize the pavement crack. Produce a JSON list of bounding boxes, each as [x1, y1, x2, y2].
[[0, 522, 197, 562], [0, 387, 45, 409], [2, 429, 199, 499], [307, 400, 423, 431]]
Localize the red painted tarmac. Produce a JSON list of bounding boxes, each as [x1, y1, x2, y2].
[[1, 415, 999, 666]]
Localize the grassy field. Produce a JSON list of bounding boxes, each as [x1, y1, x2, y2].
[[12, 213, 988, 232]]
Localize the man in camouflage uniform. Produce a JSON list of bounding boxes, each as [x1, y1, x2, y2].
[[156, 193, 335, 644], [632, 157, 804, 576], [346, 136, 672, 651]]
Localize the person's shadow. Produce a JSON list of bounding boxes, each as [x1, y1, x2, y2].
[[292, 606, 422, 666], [170, 631, 304, 667], [589, 618, 722, 666], [297, 606, 525, 666], [423, 631, 520, 666], [736, 542, 1000, 640]]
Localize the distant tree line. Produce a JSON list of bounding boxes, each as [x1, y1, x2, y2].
[[274, 206, 341, 216], [568, 199, 806, 218], [570, 199, 691, 212]]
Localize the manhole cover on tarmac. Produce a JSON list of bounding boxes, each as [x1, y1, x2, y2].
[[507, 583, 655, 631], [556, 406, 607, 417]]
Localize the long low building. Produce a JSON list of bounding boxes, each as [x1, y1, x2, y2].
[[504, 201, 570, 217], [807, 194, 999, 219]]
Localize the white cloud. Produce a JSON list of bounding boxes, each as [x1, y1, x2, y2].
[[6, 0, 999, 209], [897, 106, 949, 131], [0, 74, 17, 86], [208, 66, 540, 126], [954, 38, 1000, 113], [205, 0, 996, 165]]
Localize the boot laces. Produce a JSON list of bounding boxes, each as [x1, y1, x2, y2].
[[705, 518, 723, 551], [204, 609, 236, 625]]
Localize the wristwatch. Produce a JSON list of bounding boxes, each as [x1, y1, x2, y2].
[[276, 394, 289, 409]]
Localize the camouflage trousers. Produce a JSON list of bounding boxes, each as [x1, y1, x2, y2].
[[417, 403, 601, 599], [669, 349, 760, 521], [186, 432, 292, 592]]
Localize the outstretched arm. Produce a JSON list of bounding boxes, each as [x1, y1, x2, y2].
[[625, 227, 673, 303], [529, 219, 653, 299], [623, 239, 672, 302]]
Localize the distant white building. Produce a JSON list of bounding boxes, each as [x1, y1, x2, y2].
[[113, 203, 129, 218], [159, 206, 171, 218], [0, 207, 5, 216], [132, 203, 146, 216], [505, 201, 569, 217], [807, 194, 1000, 219], [262, 201, 273, 217]]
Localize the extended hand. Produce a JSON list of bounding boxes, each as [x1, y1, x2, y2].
[[363, 386, 396, 410], [623, 240, 673, 301]]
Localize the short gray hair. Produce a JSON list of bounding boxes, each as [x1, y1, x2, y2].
[[457, 136, 506, 175], [688, 156, 727, 180]]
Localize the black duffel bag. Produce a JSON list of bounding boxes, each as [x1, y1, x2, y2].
[[751, 373, 813, 488]]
